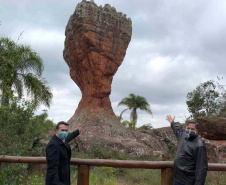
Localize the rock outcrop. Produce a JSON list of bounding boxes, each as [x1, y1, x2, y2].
[[203, 139, 226, 163], [197, 117, 226, 140], [196, 117, 226, 163], [63, 0, 168, 157]]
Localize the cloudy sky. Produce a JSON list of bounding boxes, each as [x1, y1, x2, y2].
[[1, 0, 226, 128]]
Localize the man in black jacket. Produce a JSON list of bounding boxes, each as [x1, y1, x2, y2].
[[46, 121, 81, 185], [166, 115, 208, 185]]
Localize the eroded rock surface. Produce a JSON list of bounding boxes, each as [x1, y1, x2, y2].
[[63, 0, 168, 157], [64, 0, 132, 121], [197, 117, 226, 140]]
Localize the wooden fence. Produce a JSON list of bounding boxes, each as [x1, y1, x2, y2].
[[1, 155, 226, 185]]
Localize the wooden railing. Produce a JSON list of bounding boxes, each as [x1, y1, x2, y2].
[[1, 155, 226, 185]]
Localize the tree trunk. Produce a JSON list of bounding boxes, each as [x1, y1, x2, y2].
[[130, 108, 137, 130], [120, 108, 129, 120]]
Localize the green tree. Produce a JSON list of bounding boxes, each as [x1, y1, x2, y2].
[[186, 79, 226, 118], [118, 93, 152, 130], [0, 97, 55, 184], [138, 123, 153, 131], [121, 120, 136, 129], [0, 37, 52, 108]]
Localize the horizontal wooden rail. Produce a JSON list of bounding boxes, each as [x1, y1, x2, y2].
[[0, 155, 46, 164], [71, 158, 174, 169], [0, 155, 225, 171], [1, 155, 226, 185]]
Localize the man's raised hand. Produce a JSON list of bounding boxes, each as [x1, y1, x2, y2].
[[166, 115, 175, 123], [77, 124, 81, 131]]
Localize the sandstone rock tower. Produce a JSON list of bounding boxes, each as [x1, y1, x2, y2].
[[63, 0, 167, 156], [64, 0, 131, 126]]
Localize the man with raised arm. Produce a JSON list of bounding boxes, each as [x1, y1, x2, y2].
[[166, 115, 208, 185], [46, 121, 81, 185]]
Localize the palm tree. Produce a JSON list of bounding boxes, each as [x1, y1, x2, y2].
[[118, 93, 152, 130], [0, 37, 52, 108]]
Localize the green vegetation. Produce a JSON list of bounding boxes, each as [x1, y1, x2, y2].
[[83, 167, 160, 185], [118, 93, 152, 130], [206, 171, 226, 185], [0, 36, 55, 185], [186, 78, 226, 118], [0, 97, 55, 185], [67, 145, 162, 185], [138, 123, 153, 133], [121, 120, 136, 129]]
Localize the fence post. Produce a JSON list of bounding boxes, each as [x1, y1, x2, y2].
[[161, 168, 173, 185], [77, 165, 89, 185]]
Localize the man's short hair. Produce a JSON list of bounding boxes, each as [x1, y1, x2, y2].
[[185, 119, 199, 130], [56, 121, 69, 130]]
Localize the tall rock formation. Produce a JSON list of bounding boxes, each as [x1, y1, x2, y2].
[[64, 0, 131, 125], [63, 0, 168, 157]]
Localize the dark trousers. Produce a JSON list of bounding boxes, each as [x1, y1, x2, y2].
[[173, 180, 185, 185]]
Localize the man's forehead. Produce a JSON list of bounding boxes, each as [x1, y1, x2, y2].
[[186, 123, 196, 128], [59, 124, 69, 129]]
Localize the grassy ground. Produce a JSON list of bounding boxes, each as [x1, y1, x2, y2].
[[22, 166, 226, 185], [70, 166, 160, 185], [205, 171, 226, 185]]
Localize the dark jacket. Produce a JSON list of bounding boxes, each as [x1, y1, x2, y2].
[[171, 122, 208, 185], [45, 130, 79, 185]]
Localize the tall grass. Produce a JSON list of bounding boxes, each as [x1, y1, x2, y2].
[[205, 171, 226, 185], [70, 166, 160, 185]]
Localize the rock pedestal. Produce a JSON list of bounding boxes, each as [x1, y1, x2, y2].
[[63, 1, 168, 157], [64, 0, 132, 125]]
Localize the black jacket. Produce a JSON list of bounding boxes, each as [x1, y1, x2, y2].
[[171, 122, 208, 185], [45, 130, 79, 185]]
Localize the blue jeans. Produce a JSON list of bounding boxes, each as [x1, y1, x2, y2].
[[173, 180, 185, 185]]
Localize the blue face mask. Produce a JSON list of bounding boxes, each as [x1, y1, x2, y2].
[[185, 130, 197, 139], [59, 131, 68, 140]]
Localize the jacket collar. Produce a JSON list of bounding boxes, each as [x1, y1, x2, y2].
[[53, 134, 64, 144], [52, 134, 70, 149]]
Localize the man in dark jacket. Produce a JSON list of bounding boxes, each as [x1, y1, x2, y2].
[[46, 121, 81, 185], [166, 115, 208, 185]]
